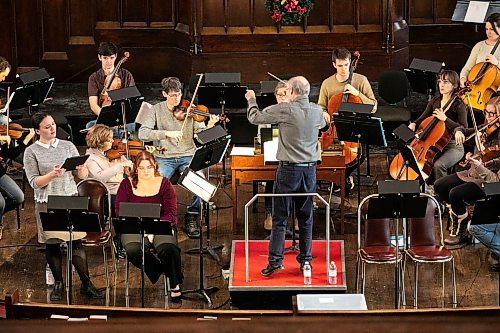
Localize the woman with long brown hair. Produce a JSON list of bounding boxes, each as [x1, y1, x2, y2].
[[115, 151, 182, 301]]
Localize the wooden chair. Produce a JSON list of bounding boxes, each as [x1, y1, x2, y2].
[[76, 178, 116, 302], [403, 195, 457, 308]]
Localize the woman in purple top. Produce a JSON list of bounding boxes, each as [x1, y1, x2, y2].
[[115, 151, 182, 301]]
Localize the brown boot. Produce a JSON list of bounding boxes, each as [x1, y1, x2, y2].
[[444, 211, 471, 246], [263, 213, 272, 231]]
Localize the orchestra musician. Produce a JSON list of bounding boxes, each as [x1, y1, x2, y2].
[[435, 96, 500, 247], [408, 70, 468, 189], [0, 56, 11, 124], [23, 112, 104, 301], [257, 80, 290, 231], [85, 124, 133, 258], [137, 77, 219, 239], [317, 48, 376, 189], [0, 124, 35, 240], [115, 151, 183, 302], [87, 42, 136, 135], [460, 13, 500, 89], [246, 76, 326, 277]]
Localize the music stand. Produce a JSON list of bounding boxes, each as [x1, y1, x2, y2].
[[333, 110, 386, 207], [97, 86, 143, 140], [404, 58, 444, 100], [178, 133, 231, 306], [40, 195, 101, 305], [113, 202, 171, 308], [5, 68, 54, 115], [367, 180, 427, 309], [256, 80, 278, 109]]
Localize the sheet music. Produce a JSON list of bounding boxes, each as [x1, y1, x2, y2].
[[263, 139, 278, 163], [464, 1, 489, 23], [0, 91, 15, 114], [230, 146, 255, 156], [135, 101, 152, 124]]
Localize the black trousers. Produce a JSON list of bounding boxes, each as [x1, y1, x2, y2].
[[46, 240, 90, 284], [434, 174, 486, 215]]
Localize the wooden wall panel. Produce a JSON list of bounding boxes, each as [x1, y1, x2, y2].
[[436, 0, 456, 23], [122, 0, 148, 26], [333, 0, 355, 27], [228, 0, 251, 28], [307, 1, 329, 26], [41, 0, 68, 59], [150, 0, 174, 26], [96, 0, 119, 22], [202, 0, 224, 28], [254, 0, 272, 27], [359, 0, 382, 26], [69, 0, 94, 35], [0, 0, 15, 70], [14, 0, 41, 67], [409, 0, 434, 24]]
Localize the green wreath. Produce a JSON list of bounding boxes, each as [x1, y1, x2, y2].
[[265, 0, 314, 25]]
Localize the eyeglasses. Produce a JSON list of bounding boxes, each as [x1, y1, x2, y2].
[[485, 111, 497, 117], [167, 92, 182, 98], [137, 165, 155, 171], [275, 93, 287, 98], [437, 79, 452, 85]]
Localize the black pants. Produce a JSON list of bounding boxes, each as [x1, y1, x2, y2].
[[46, 240, 90, 284], [122, 232, 183, 287], [434, 174, 486, 215]]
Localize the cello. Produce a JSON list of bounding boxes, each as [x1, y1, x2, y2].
[[389, 84, 471, 180], [462, 38, 500, 110], [100, 52, 130, 107], [321, 51, 362, 168]]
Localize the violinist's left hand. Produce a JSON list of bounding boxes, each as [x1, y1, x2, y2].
[[433, 108, 447, 121], [207, 114, 220, 128], [486, 54, 500, 67], [0, 135, 11, 145]]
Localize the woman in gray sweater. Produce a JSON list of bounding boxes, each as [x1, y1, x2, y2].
[[24, 112, 104, 302]]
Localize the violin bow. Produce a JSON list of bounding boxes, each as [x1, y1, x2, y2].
[[180, 73, 204, 136]]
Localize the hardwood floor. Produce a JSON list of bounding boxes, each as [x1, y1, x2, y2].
[[0, 154, 498, 310]]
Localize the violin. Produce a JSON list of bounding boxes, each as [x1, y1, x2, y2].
[[459, 145, 500, 167], [105, 139, 161, 160], [0, 123, 31, 140], [482, 117, 500, 141], [100, 52, 130, 107], [173, 100, 229, 123]]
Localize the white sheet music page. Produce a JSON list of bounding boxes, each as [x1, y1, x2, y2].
[[464, 1, 489, 23]]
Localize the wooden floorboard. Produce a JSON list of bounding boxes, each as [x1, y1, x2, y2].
[[0, 153, 498, 310]]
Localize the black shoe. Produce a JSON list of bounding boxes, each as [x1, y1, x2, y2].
[[80, 282, 105, 299], [183, 213, 200, 239], [300, 261, 313, 272], [261, 264, 284, 276], [50, 281, 64, 301], [488, 252, 500, 272], [170, 285, 182, 303]]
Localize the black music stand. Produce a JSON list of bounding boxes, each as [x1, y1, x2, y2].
[[40, 195, 101, 305], [404, 58, 444, 100], [368, 180, 427, 309], [97, 86, 143, 139], [452, 1, 500, 23], [256, 80, 279, 109], [333, 109, 386, 206], [179, 133, 231, 306], [392, 124, 428, 183], [6, 68, 54, 115], [114, 202, 171, 308]]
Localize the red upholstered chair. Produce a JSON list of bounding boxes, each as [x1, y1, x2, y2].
[[356, 195, 404, 300], [403, 195, 457, 308], [77, 178, 116, 302]]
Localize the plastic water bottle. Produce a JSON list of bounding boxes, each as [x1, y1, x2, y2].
[[328, 261, 337, 284], [303, 261, 312, 285], [45, 264, 54, 286]]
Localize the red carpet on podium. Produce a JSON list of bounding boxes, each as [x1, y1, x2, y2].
[[230, 240, 345, 288]]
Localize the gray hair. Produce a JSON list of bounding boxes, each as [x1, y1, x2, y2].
[[287, 76, 310, 96]]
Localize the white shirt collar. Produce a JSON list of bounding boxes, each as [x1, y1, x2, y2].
[[36, 138, 59, 149]]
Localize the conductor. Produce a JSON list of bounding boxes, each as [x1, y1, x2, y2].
[[245, 76, 326, 277]]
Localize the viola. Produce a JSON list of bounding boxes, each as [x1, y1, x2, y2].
[[321, 51, 363, 168], [106, 139, 146, 160], [460, 145, 500, 167], [389, 85, 471, 180], [482, 117, 500, 141], [100, 52, 130, 107], [462, 38, 500, 111], [0, 123, 31, 140], [173, 100, 229, 123]]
